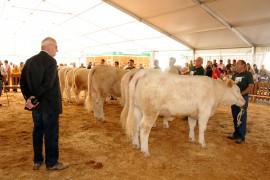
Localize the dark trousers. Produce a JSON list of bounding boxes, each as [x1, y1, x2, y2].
[[12, 77, 20, 91], [231, 95, 249, 141], [32, 110, 59, 167], [0, 79, 3, 95]]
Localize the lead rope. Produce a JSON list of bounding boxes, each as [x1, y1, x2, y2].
[[237, 108, 245, 127]]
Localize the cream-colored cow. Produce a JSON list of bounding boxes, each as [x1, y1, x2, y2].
[[65, 68, 78, 102], [123, 69, 245, 157], [85, 65, 127, 120], [58, 66, 72, 98], [73, 68, 90, 104]]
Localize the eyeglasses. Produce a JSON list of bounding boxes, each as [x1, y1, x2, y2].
[[49, 44, 58, 50]]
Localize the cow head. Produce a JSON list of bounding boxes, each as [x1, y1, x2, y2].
[[222, 79, 245, 107]]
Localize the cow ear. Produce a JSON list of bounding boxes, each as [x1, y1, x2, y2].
[[226, 79, 235, 87]]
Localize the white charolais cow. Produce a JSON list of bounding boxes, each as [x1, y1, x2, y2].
[[73, 68, 90, 104], [65, 68, 78, 102], [58, 66, 72, 98], [123, 69, 245, 157], [85, 65, 127, 121], [120, 69, 141, 128], [120, 69, 171, 129]]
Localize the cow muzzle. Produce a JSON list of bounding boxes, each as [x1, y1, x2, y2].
[[236, 96, 246, 107]]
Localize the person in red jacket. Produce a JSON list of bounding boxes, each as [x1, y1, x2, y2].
[[212, 63, 221, 79]]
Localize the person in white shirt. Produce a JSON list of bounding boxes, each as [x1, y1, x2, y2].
[[218, 60, 226, 72], [166, 57, 181, 75]]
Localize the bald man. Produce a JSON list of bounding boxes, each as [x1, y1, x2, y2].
[[190, 57, 205, 76]]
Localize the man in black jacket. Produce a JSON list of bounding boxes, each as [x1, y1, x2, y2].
[[20, 37, 69, 171]]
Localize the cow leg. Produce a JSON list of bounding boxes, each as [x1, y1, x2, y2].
[[188, 117, 197, 142], [132, 106, 142, 149], [92, 96, 100, 119], [95, 96, 105, 121], [75, 92, 80, 105], [162, 118, 169, 128], [140, 114, 157, 157], [84, 91, 87, 100], [198, 117, 209, 148], [66, 87, 71, 102]]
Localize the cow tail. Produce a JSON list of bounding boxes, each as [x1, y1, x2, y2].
[[120, 69, 140, 129], [120, 73, 129, 129], [126, 70, 146, 139], [72, 69, 78, 94], [64, 68, 70, 99], [85, 67, 95, 113], [71, 68, 78, 94]]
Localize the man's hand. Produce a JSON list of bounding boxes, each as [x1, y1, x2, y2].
[[25, 96, 39, 111]]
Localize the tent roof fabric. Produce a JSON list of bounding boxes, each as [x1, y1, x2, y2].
[[0, 0, 269, 61], [107, 0, 270, 50]]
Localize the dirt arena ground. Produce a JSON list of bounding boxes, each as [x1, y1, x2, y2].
[[0, 91, 269, 179]]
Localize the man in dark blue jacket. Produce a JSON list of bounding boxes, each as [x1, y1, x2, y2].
[[20, 37, 69, 170]]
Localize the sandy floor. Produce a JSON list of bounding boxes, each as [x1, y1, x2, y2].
[[0, 91, 270, 179]]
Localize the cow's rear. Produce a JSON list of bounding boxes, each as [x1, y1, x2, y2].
[[85, 65, 127, 121]]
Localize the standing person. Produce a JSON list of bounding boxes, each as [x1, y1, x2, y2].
[[218, 60, 225, 72], [153, 59, 161, 70], [114, 61, 119, 68], [228, 60, 254, 144], [258, 65, 269, 82], [166, 57, 181, 75], [4, 60, 11, 90], [231, 59, 237, 73], [87, 61, 92, 69], [20, 62, 24, 71], [252, 64, 259, 74], [190, 57, 205, 75], [0, 62, 7, 101], [125, 59, 136, 70], [226, 59, 232, 71], [100, 59, 105, 65], [212, 64, 221, 79], [20, 37, 69, 170], [79, 63, 86, 68]]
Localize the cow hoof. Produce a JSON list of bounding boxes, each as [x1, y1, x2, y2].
[[142, 151, 150, 158], [132, 144, 140, 149], [189, 137, 195, 142], [163, 124, 169, 129], [201, 144, 207, 148], [95, 117, 105, 121]]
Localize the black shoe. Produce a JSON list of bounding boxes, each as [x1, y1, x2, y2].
[[46, 162, 69, 171], [33, 162, 43, 170], [234, 139, 245, 144], [227, 135, 237, 140]]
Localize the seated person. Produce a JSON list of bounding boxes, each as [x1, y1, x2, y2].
[[11, 64, 21, 92]]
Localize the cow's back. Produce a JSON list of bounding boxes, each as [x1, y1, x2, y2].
[[136, 70, 217, 118], [91, 65, 126, 97]]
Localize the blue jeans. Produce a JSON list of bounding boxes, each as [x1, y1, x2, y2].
[[32, 110, 59, 167], [231, 95, 249, 141]]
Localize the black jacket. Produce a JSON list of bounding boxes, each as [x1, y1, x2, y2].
[[20, 51, 62, 115]]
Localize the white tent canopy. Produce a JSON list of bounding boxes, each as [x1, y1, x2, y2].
[[0, 0, 188, 64], [0, 0, 270, 68]]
